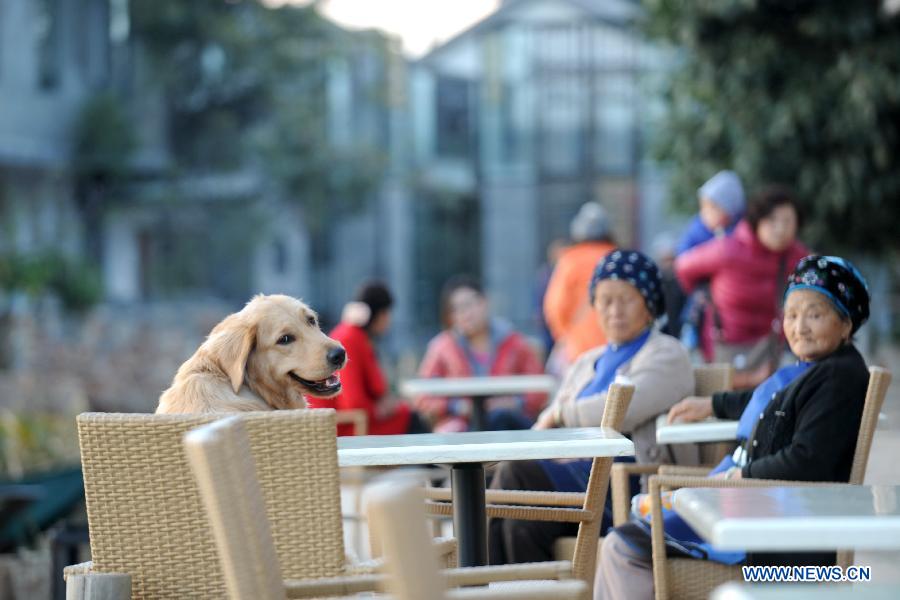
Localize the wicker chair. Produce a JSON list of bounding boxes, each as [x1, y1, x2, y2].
[[649, 365, 892, 600], [421, 382, 635, 595], [63, 409, 452, 599], [608, 363, 735, 527], [549, 363, 734, 563], [184, 415, 589, 600]]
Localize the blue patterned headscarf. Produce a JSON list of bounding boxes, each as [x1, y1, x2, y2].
[[589, 249, 665, 318], [785, 255, 870, 334]]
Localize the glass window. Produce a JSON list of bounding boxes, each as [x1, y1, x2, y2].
[[34, 0, 60, 91], [435, 76, 475, 158]]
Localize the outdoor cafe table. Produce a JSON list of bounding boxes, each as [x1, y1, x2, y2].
[[337, 427, 634, 567], [655, 413, 739, 444], [671, 485, 900, 551], [399, 375, 558, 432]]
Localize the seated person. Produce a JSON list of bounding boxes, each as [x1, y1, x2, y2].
[[489, 250, 695, 565], [595, 255, 871, 600], [415, 276, 547, 432], [309, 281, 428, 436]]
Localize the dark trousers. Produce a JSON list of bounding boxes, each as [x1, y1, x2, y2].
[[488, 460, 577, 564], [488, 457, 640, 565]]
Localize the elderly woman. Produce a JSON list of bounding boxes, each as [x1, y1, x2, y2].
[[489, 250, 694, 565], [595, 255, 871, 600]]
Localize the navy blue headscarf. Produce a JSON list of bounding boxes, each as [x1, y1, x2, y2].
[[785, 255, 870, 334], [589, 249, 665, 318]]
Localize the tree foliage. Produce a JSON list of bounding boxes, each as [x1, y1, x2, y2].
[[642, 0, 900, 253], [130, 0, 388, 234]]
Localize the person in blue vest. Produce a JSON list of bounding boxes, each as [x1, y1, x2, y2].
[[488, 250, 695, 565], [594, 255, 871, 600]]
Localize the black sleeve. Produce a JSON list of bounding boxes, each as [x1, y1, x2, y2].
[[742, 363, 864, 481], [711, 389, 753, 420]]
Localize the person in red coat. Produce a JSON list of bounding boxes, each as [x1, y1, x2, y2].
[[675, 185, 809, 388], [415, 276, 548, 432], [309, 281, 428, 436]]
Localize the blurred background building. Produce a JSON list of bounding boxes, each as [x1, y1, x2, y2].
[[1, 0, 682, 403]]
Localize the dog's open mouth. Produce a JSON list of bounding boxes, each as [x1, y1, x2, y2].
[[289, 372, 342, 397]]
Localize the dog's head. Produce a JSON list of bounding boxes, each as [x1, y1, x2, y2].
[[205, 294, 346, 409]]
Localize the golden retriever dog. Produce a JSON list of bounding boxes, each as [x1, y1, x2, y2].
[[156, 294, 346, 414]]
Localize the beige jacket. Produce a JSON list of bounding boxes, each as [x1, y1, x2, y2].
[[539, 329, 698, 465]]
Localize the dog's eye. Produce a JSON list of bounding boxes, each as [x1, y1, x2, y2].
[[277, 334, 295, 345], [306, 316, 317, 327]]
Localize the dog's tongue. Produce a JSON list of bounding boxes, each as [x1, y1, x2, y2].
[[325, 375, 340, 386]]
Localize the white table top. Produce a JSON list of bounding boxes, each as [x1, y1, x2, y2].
[[673, 485, 900, 551], [399, 375, 557, 398], [713, 582, 899, 600], [655, 414, 739, 444], [337, 427, 634, 467]]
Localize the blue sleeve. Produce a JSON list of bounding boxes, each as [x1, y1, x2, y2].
[[675, 215, 714, 256]]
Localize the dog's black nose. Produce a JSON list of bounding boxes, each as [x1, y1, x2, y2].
[[327, 347, 346, 367]]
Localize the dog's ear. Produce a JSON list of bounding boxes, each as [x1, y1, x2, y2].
[[207, 314, 257, 394]]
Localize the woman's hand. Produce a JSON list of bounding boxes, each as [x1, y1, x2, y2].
[[533, 407, 559, 430], [666, 396, 713, 424]]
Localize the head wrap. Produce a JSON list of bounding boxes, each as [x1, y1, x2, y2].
[[785, 255, 870, 334], [589, 250, 665, 318], [698, 170, 745, 221]]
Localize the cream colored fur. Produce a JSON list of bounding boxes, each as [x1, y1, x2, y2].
[[156, 294, 345, 414]]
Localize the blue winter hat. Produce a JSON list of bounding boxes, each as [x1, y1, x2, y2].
[[698, 170, 745, 221], [589, 249, 665, 318], [785, 255, 870, 334]]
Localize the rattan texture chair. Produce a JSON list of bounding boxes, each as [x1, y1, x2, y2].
[[421, 382, 635, 595], [649, 366, 892, 600], [609, 363, 735, 528], [547, 363, 734, 564], [366, 476, 589, 600], [64, 409, 451, 599]]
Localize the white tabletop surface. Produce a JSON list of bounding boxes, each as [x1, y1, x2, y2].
[[655, 414, 739, 444], [337, 427, 633, 467], [713, 582, 899, 600], [399, 375, 557, 398], [673, 485, 900, 551]]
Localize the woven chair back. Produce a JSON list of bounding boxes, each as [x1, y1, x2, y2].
[[78, 409, 344, 599]]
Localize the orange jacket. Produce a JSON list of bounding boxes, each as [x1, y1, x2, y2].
[[543, 241, 615, 361]]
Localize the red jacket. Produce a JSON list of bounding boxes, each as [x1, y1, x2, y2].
[[307, 322, 410, 436], [675, 220, 809, 357], [415, 324, 547, 430], [543, 241, 615, 361]]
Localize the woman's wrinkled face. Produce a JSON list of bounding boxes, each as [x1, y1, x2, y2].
[[449, 287, 489, 337], [756, 204, 798, 252], [783, 289, 852, 362], [593, 279, 653, 345]]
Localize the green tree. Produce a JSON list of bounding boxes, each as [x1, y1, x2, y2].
[[130, 0, 387, 238], [643, 0, 900, 254]]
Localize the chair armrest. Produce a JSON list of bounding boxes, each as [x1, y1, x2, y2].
[[444, 560, 574, 586], [611, 463, 662, 526], [286, 562, 576, 598], [656, 465, 711, 477], [425, 487, 585, 507], [427, 501, 591, 523], [285, 574, 384, 598]]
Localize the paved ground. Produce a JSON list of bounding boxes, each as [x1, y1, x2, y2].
[[856, 344, 900, 583]]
